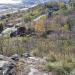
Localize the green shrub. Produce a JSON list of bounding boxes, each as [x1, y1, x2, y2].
[[46, 55, 57, 62], [69, 69, 75, 75]]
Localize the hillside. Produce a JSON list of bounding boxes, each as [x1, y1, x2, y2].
[[0, 0, 75, 75]]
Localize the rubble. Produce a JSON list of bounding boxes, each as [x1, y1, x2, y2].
[[22, 53, 31, 58], [11, 54, 20, 61], [0, 54, 51, 75], [0, 55, 17, 75]]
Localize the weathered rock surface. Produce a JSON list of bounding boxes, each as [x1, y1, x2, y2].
[[16, 56, 53, 75]]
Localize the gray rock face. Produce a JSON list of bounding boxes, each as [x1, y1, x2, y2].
[[0, 55, 56, 75], [0, 55, 17, 75], [16, 56, 54, 75]]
